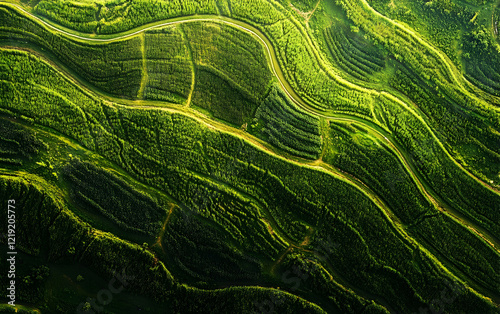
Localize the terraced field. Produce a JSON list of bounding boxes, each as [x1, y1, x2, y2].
[[0, 0, 499, 313]]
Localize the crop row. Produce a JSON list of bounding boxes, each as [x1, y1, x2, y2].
[[0, 174, 176, 305], [412, 213, 500, 293], [463, 38, 500, 97], [34, 0, 99, 33], [3, 4, 500, 247], [28, 0, 374, 116], [30, 0, 499, 205], [182, 21, 273, 101], [465, 65, 500, 97], [191, 66, 258, 125], [277, 252, 389, 313], [144, 28, 193, 103], [325, 121, 433, 223], [0, 118, 46, 166], [34, 0, 219, 34], [369, 0, 500, 98], [313, 211, 497, 314], [61, 159, 166, 236], [0, 5, 143, 98], [265, 18, 375, 115], [253, 86, 322, 159], [230, 0, 380, 117], [323, 25, 385, 81], [2, 3, 380, 124], [162, 210, 263, 283], [0, 49, 383, 250], [1, 5, 279, 116]]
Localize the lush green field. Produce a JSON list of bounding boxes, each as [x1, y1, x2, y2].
[[0, 0, 499, 313]]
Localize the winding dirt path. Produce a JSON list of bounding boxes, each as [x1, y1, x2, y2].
[[290, 0, 321, 24], [153, 203, 175, 249]]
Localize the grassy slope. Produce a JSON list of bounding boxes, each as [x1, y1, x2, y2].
[[0, 47, 498, 313], [0, 0, 498, 312]]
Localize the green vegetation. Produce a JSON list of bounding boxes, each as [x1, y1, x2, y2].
[[375, 94, 500, 237], [61, 159, 166, 236], [191, 65, 258, 124], [185, 20, 273, 124], [325, 120, 500, 298], [366, 0, 500, 97], [0, 0, 499, 313], [303, 0, 500, 238], [332, 0, 500, 185], [463, 26, 500, 96], [252, 86, 322, 159], [324, 121, 433, 223], [184, 21, 272, 102], [1, 47, 499, 313], [33, 0, 219, 34], [0, 4, 143, 97], [0, 119, 47, 167], [411, 213, 500, 293], [143, 27, 193, 103], [313, 211, 497, 314], [323, 23, 387, 82], [161, 210, 263, 283]]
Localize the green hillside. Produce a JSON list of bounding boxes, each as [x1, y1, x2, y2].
[[0, 0, 499, 313]]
